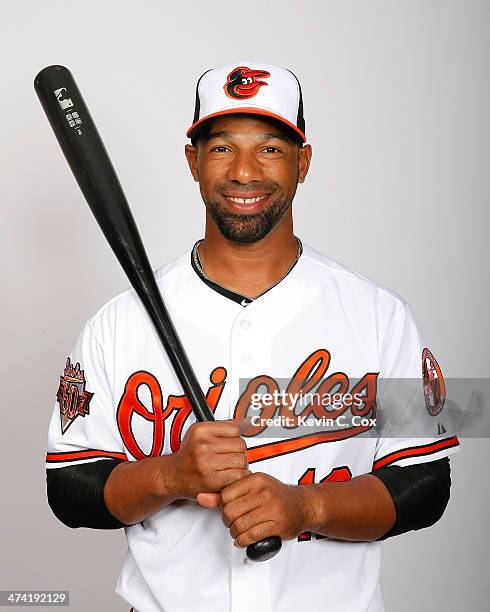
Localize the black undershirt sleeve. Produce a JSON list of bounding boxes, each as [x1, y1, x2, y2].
[[47, 456, 451, 536], [46, 459, 127, 529], [371, 457, 451, 540]]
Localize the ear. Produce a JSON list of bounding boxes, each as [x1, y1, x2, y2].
[[185, 144, 199, 182], [297, 144, 312, 184]]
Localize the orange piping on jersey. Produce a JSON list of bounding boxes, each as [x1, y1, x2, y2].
[[45, 449, 128, 463], [372, 436, 460, 470], [246, 424, 373, 464]]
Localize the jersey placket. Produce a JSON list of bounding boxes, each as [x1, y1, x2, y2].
[[228, 302, 274, 612]]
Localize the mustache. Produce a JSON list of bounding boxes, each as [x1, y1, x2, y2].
[[217, 181, 280, 195]]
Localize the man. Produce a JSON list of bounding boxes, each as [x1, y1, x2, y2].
[[46, 62, 460, 612]]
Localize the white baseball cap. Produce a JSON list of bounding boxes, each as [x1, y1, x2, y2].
[[186, 61, 306, 143]]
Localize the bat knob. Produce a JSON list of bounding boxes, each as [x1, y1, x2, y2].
[[246, 536, 282, 562]]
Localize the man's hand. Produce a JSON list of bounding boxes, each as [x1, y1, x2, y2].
[[166, 421, 250, 501], [199, 472, 311, 548]]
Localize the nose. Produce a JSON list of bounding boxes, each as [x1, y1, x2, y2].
[[226, 149, 264, 183]]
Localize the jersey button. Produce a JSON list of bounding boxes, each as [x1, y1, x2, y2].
[[240, 319, 251, 330], [242, 353, 254, 365]]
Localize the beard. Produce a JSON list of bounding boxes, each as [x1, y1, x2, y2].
[[206, 199, 290, 243], [205, 192, 292, 244]]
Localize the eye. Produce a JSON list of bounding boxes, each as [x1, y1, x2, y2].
[[210, 145, 230, 153], [262, 146, 281, 154]]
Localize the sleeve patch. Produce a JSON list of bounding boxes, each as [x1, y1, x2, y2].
[[56, 357, 94, 434], [422, 348, 446, 417]]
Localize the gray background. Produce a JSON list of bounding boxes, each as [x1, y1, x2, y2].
[[1, 0, 488, 610]]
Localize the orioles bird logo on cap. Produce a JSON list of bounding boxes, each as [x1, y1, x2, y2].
[[224, 66, 271, 99]]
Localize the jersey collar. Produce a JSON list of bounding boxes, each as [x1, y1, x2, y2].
[[190, 237, 303, 307]]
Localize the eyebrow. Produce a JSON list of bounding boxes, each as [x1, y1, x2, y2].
[[205, 130, 290, 144]]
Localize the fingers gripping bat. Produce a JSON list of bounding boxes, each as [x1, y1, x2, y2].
[[34, 65, 282, 563]]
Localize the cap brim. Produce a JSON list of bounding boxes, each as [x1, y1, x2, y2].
[[186, 107, 306, 143]]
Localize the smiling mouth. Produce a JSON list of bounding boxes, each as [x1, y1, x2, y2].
[[223, 194, 270, 205]]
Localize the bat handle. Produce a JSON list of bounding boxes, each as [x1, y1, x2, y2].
[[246, 535, 282, 562]]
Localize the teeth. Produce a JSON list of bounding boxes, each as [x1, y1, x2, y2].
[[227, 196, 265, 204]]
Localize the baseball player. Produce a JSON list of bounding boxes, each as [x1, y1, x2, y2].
[[46, 62, 460, 612]]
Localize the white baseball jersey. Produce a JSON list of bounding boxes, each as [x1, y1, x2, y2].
[[46, 241, 460, 612]]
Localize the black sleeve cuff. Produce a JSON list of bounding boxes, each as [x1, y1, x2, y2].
[[46, 459, 127, 530], [371, 457, 451, 540]]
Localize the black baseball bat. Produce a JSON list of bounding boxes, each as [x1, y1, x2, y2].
[[34, 65, 282, 563]]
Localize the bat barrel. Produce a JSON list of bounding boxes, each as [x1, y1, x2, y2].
[[34, 65, 213, 423]]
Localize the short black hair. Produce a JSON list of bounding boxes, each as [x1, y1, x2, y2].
[[190, 113, 304, 147]]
